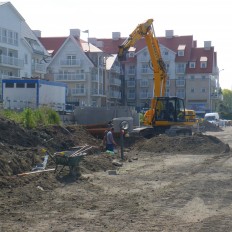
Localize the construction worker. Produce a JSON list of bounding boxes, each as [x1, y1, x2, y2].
[[106, 127, 117, 152]]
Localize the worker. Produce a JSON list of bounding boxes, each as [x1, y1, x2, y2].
[[106, 127, 117, 152], [167, 102, 175, 121]]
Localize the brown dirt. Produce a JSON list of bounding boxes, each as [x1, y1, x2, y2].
[[0, 116, 232, 231]]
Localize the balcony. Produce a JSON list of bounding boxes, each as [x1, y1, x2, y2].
[[176, 68, 185, 74], [141, 68, 152, 74], [176, 80, 185, 87], [71, 88, 86, 96], [0, 55, 24, 68], [0, 74, 20, 79], [91, 88, 104, 96], [127, 80, 135, 87], [110, 78, 121, 86], [140, 80, 149, 87], [60, 59, 81, 67], [32, 63, 46, 74], [111, 66, 120, 73], [127, 93, 136, 99], [211, 93, 223, 100], [91, 74, 103, 83], [140, 92, 152, 99], [127, 69, 136, 75], [54, 73, 86, 81], [110, 91, 121, 99]]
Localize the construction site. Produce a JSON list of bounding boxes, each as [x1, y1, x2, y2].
[[1, 115, 232, 232]]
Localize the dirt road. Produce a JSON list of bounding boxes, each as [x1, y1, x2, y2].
[[1, 127, 232, 231]]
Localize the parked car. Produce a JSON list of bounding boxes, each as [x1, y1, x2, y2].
[[204, 112, 220, 127]]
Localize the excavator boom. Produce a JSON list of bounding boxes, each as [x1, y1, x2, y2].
[[118, 19, 196, 136]]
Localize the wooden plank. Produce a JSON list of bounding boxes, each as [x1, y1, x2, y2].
[[17, 168, 55, 176]]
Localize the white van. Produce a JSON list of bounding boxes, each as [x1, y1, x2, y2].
[[204, 112, 220, 127]]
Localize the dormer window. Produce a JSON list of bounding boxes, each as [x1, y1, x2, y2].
[[128, 47, 136, 58], [129, 52, 134, 58], [189, 62, 196, 68], [200, 56, 207, 68], [177, 44, 186, 56]]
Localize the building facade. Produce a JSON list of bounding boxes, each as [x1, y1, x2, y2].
[[0, 2, 222, 115], [95, 30, 221, 115], [0, 2, 49, 100]]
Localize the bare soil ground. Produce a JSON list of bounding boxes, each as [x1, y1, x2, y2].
[[1, 116, 232, 232]]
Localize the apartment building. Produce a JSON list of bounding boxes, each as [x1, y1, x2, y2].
[[0, 2, 221, 114], [95, 30, 221, 115], [0, 2, 49, 100], [38, 31, 123, 107]]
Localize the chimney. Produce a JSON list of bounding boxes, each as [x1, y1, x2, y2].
[[112, 32, 121, 40], [204, 41, 211, 50], [33, 30, 41, 37], [165, 30, 174, 38], [70, 29, 80, 39]]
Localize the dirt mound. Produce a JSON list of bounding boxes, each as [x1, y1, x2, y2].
[[199, 120, 223, 132], [0, 115, 229, 180], [0, 116, 106, 177], [132, 133, 229, 154]]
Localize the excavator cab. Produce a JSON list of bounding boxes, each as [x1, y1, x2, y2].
[[154, 97, 185, 123], [142, 96, 195, 136]]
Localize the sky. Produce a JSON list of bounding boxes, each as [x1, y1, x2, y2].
[[10, 0, 231, 89]]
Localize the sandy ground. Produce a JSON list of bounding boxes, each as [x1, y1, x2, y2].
[[1, 127, 232, 231]]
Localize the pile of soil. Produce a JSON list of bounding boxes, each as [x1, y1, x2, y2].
[[133, 133, 229, 154], [0, 116, 115, 178], [0, 115, 229, 182], [199, 120, 223, 132]]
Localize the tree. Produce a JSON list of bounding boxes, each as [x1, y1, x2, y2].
[[222, 89, 232, 112], [218, 89, 232, 120]]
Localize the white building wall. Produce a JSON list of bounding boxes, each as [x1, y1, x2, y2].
[[0, 2, 49, 80], [0, 3, 22, 30], [2, 79, 66, 110], [39, 83, 66, 106]]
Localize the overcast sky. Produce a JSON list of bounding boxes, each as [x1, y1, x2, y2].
[[10, 0, 231, 89]]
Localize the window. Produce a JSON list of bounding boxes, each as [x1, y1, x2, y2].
[[129, 52, 134, 58], [5, 83, 14, 88], [67, 55, 76, 65], [27, 83, 36, 88], [202, 76, 206, 80], [200, 57, 207, 68], [165, 63, 170, 73], [190, 75, 195, 80], [201, 62, 207, 68], [178, 50, 184, 56], [191, 88, 194, 93], [202, 88, 206, 93], [189, 62, 195, 68], [177, 45, 186, 56], [16, 83, 25, 88], [176, 63, 185, 73]]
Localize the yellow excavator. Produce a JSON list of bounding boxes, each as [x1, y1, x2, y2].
[[118, 19, 196, 137]]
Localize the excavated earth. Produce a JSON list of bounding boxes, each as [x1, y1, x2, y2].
[[0, 116, 232, 232]]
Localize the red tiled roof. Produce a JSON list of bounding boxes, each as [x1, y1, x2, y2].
[[39, 34, 215, 75], [186, 47, 215, 74], [158, 35, 195, 62], [94, 38, 126, 54], [38, 37, 67, 56]]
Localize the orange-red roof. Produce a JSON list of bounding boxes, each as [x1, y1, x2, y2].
[[38, 37, 67, 56]]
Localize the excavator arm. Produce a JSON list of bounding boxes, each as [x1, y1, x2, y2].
[[118, 19, 196, 136], [118, 19, 167, 125]]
